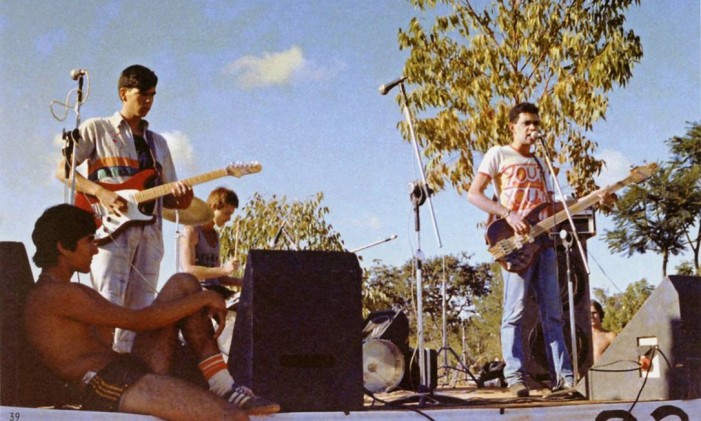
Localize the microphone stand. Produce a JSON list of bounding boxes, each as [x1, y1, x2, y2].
[[535, 136, 589, 384], [349, 234, 398, 253], [174, 210, 182, 272], [61, 72, 86, 205], [438, 256, 479, 387], [400, 80, 441, 400], [559, 230, 580, 381], [535, 137, 590, 275], [385, 80, 466, 408]]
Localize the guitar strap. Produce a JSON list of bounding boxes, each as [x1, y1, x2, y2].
[[532, 155, 553, 206], [140, 131, 162, 216], [143, 131, 163, 181], [533, 155, 560, 245]]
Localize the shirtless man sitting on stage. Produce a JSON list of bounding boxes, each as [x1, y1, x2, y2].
[[25, 204, 279, 420], [591, 300, 617, 363]]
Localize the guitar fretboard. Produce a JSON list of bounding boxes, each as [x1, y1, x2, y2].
[[531, 173, 639, 236], [134, 169, 229, 203]]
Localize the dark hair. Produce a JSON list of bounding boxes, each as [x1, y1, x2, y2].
[[207, 187, 239, 210], [591, 299, 605, 320], [32, 204, 96, 268], [118, 64, 158, 92], [508, 102, 539, 123]]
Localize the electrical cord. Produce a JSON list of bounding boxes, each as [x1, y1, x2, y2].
[[626, 346, 657, 415], [364, 388, 436, 421]]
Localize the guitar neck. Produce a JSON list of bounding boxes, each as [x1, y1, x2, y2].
[[532, 173, 638, 235], [134, 168, 229, 203]]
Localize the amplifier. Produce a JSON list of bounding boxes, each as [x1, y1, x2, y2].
[[552, 209, 596, 239]]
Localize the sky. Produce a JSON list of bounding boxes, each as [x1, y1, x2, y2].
[[1, 0, 699, 296]]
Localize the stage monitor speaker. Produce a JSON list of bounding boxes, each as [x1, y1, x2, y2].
[[585, 275, 701, 401], [521, 241, 593, 388], [0, 241, 75, 407], [229, 250, 363, 412]]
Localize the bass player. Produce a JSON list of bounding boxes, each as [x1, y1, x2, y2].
[[467, 102, 615, 397]]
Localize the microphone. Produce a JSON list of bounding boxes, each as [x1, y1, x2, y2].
[[378, 76, 408, 95], [70, 69, 86, 80], [528, 130, 544, 141]]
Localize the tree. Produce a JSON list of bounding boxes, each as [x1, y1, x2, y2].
[[605, 123, 701, 277], [362, 253, 492, 354], [666, 122, 701, 274], [605, 165, 696, 277], [397, 0, 642, 196], [592, 279, 654, 332], [464, 262, 504, 363], [219, 192, 345, 276]]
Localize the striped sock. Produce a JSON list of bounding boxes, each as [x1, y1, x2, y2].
[[198, 354, 234, 396]]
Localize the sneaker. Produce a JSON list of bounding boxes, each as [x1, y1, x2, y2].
[[508, 382, 530, 397], [224, 384, 281, 415], [551, 378, 574, 393]]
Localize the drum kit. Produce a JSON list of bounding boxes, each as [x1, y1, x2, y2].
[[363, 339, 405, 393], [362, 313, 407, 393], [164, 197, 405, 393]]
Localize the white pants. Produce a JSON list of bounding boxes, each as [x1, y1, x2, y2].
[[91, 223, 164, 353]]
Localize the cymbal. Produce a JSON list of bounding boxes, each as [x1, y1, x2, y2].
[[162, 197, 213, 225]]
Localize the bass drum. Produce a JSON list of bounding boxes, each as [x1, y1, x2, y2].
[[362, 339, 405, 393]]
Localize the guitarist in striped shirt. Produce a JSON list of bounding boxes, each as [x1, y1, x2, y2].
[[56, 64, 193, 353]]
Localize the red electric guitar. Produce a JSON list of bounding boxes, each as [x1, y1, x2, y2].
[[74, 161, 261, 245], [485, 163, 658, 273]]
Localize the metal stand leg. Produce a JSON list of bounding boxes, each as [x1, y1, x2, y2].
[[437, 257, 479, 387]]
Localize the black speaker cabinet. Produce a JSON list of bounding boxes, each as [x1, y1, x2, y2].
[[229, 250, 363, 412], [521, 241, 593, 388], [0, 241, 75, 407], [585, 275, 701, 401]]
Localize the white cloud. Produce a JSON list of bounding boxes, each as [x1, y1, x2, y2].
[[222, 46, 306, 89], [163, 131, 196, 173], [595, 148, 633, 187], [222, 46, 345, 89], [222, 45, 346, 89]]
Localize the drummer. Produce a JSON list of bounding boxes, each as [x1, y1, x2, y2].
[[179, 187, 242, 288]]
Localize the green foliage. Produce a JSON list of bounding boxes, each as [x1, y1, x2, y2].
[[397, 0, 642, 196], [219, 192, 345, 276], [606, 122, 701, 277], [666, 122, 701, 274], [465, 262, 504, 363], [593, 279, 654, 332], [674, 261, 699, 277], [362, 253, 492, 359]]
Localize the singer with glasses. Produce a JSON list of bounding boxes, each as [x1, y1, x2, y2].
[[56, 64, 194, 353], [467, 102, 575, 397]]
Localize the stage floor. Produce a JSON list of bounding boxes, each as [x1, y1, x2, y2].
[[3, 383, 699, 420]]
